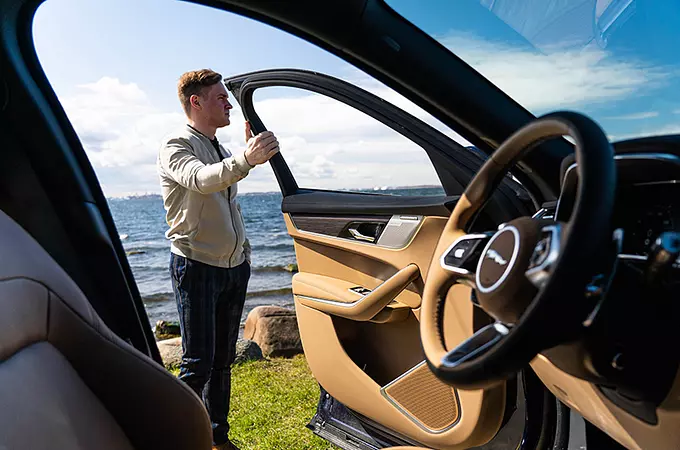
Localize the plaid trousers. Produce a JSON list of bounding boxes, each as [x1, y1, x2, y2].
[[169, 253, 250, 446]]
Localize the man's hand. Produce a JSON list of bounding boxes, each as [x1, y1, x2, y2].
[[244, 121, 279, 166]]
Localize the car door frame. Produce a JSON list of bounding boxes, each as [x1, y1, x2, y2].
[[224, 68, 542, 448], [225, 69, 534, 224], [227, 69, 482, 194]]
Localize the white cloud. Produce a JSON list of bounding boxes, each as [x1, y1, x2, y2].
[[61, 77, 185, 169], [309, 155, 336, 178], [61, 34, 674, 196], [605, 112, 659, 120], [63, 76, 454, 196], [247, 88, 446, 190], [646, 124, 680, 135], [437, 33, 670, 112], [61, 77, 261, 195], [611, 123, 680, 142]]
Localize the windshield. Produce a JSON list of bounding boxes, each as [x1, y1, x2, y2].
[[385, 0, 680, 142]]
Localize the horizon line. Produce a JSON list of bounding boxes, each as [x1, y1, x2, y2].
[[105, 184, 443, 199]]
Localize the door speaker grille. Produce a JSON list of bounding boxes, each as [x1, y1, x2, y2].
[[382, 361, 460, 432]]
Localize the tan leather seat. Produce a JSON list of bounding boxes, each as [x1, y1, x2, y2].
[[0, 210, 212, 450]]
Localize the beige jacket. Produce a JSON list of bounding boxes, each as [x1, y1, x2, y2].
[[157, 125, 253, 268]]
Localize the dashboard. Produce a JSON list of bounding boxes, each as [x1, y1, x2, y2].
[[614, 182, 680, 256], [555, 152, 680, 258], [531, 146, 680, 449]]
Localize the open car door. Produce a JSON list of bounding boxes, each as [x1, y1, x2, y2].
[[225, 69, 534, 449]]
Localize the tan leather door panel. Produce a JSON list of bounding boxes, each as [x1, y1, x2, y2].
[[286, 213, 506, 449]]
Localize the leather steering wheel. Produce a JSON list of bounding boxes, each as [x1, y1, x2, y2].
[[421, 112, 616, 389]]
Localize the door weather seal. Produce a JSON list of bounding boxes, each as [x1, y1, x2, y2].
[[307, 385, 423, 449], [518, 368, 560, 450]]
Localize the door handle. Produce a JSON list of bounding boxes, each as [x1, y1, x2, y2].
[[293, 264, 420, 321], [348, 227, 376, 243]]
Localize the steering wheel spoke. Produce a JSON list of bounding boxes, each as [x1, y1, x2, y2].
[[525, 224, 563, 289], [441, 322, 510, 368], [440, 233, 493, 286]]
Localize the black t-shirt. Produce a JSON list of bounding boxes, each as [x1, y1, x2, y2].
[[209, 137, 222, 160], [188, 124, 223, 160]]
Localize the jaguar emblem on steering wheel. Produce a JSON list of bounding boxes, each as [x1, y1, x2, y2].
[[485, 249, 507, 266]]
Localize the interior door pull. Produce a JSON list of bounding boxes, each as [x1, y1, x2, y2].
[[293, 264, 420, 321], [348, 227, 376, 242]]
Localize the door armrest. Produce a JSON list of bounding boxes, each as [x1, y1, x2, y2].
[[292, 264, 420, 321]]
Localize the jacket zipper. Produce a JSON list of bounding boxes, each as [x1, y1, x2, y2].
[[202, 131, 240, 268], [227, 185, 239, 267]]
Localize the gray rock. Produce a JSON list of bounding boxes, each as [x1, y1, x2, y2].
[[243, 305, 303, 358], [234, 339, 264, 364], [157, 337, 182, 369], [157, 337, 264, 369]]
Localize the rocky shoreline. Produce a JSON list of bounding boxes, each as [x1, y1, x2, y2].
[[156, 305, 303, 369]]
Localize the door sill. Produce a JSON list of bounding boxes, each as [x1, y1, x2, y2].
[[308, 385, 423, 449]]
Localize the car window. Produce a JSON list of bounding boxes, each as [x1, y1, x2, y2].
[[251, 87, 446, 196], [384, 0, 680, 142], [31, 0, 471, 327], [32, 0, 474, 199]]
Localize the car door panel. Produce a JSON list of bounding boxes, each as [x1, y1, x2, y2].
[[286, 211, 507, 448], [284, 213, 447, 282], [289, 213, 392, 241], [226, 69, 516, 448], [295, 298, 505, 448]]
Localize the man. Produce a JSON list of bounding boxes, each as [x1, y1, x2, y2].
[[157, 69, 279, 450]]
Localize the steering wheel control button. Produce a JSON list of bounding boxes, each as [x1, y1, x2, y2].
[[440, 233, 491, 274], [526, 224, 562, 289], [528, 232, 552, 269], [444, 239, 474, 266]]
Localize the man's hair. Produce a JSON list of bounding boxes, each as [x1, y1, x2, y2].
[[177, 69, 223, 115]]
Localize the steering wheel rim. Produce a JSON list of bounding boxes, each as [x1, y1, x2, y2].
[[421, 111, 616, 389]]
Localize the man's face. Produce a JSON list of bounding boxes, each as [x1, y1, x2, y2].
[[194, 82, 233, 128]]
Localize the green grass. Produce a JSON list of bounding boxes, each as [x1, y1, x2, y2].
[[171, 355, 335, 450]]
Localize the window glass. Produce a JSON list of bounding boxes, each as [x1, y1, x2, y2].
[[252, 87, 445, 195]]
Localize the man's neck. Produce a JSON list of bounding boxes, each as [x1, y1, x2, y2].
[[187, 119, 217, 140]]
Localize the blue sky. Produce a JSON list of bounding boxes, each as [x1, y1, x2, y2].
[[33, 0, 680, 196], [387, 0, 680, 132]]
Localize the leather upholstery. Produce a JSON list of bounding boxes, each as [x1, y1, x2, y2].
[[0, 210, 212, 449]]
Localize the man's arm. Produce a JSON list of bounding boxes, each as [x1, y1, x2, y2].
[[159, 138, 253, 194]]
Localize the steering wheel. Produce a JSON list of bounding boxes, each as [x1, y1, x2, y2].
[[421, 112, 616, 389]]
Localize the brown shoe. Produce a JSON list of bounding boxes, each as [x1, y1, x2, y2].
[[212, 440, 240, 450]]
